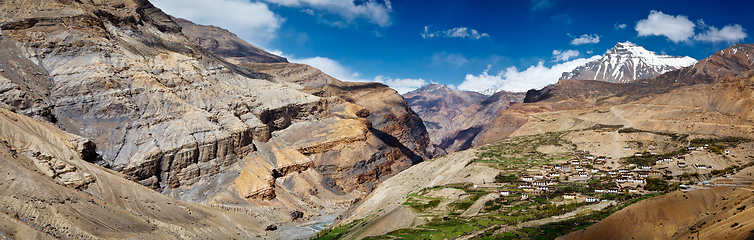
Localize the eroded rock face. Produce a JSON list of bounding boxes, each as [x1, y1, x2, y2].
[[240, 63, 432, 161], [403, 84, 487, 145], [0, 107, 282, 239], [172, 17, 288, 64], [0, 1, 429, 235]]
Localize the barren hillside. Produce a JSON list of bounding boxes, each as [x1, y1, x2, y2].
[[0, 0, 430, 238]]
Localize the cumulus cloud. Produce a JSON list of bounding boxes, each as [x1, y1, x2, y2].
[[635, 10, 696, 43], [694, 24, 748, 44], [635, 10, 748, 44], [457, 55, 601, 92], [615, 23, 627, 29], [263, 0, 392, 27], [422, 26, 490, 39], [373, 76, 428, 94], [151, 0, 282, 46], [570, 34, 600, 45], [431, 52, 468, 68], [552, 50, 580, 62]]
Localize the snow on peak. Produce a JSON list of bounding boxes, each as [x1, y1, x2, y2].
[[561, 42, 697, 83], [607, 42, 696, 68], [479, 88, 500, 96]]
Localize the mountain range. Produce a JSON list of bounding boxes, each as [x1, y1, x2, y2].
[[0, 1, 428, 238], [334, 45, 754, 239], [1, 1, 754, 239]]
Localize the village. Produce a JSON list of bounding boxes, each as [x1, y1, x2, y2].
[[501, 144, 732, 203]]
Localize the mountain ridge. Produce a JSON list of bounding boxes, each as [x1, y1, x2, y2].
[[403, 84, 489, 146], [0, 1, 430, 238], [561, 41, 697, 83]]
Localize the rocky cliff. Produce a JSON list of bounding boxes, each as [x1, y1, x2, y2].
[[172, 17, 288, 64], [0, 105, 287, 239], [438, 90, 526, 152], [403, 84, 487, 146], [0, 0, 429, 237]]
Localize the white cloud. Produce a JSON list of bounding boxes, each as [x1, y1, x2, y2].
[[300, 9, 315, 15], [635, 10, 695, 43], [263, 0, 392, 27], [151, 0, 282, 47], [615, 23, 627, 29], [635, 10, 748, 44], [552, 50, 580, 62], [277, 52, 426, 93], [273, 50, 366, 82], [457, 55, 601, 92], [422, 26, 490, 39], [570, 34, 599, 45], [431, 52, 468, 68], [374, 76, 428, 94], [295, 56, 367, 82], [694, 24, 748, 44]]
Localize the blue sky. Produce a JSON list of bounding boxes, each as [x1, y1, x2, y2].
[[152, 0, 752, 93]]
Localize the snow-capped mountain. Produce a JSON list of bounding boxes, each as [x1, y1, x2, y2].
[[560, 41, 697, 83], [480, 88, 500, 96]]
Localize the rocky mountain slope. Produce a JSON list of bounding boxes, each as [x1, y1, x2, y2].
[[0, 106, 283, 239], [402, 84, 487, 145], [435, 44, 754, 155], [437, 90, 526, 152], [0, 0, 429, 238], [640, 43, 754, 85], [559, 185, 754, 240], [172, 17, 288, 64], [323, 46, 754, 240], [561, 42, 696, 83], [178, 22, 431, 161]]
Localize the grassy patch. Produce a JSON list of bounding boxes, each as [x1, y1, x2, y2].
[[484, 193, 665, 240]]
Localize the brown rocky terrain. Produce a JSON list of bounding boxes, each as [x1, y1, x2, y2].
[[559, 181, 754, 240], [236, 62, 431, 161], [402, 84, 487, 145], [434, 44, 754, 154], [639, 43, 754, 85], [558, 187, 733, 240], [0, 106, 281, 239], [513, 74, 754, 139], [324, 45, 754, 240], [0, 0, 430, 238], [172, 17, 288, 64], [437, 90, 526, 153], [177, 22, 431, 160]]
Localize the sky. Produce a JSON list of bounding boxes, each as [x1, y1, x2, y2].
[[151, 0, 752, 94]]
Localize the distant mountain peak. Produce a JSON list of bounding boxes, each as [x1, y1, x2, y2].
[[480, 88, 501, 96], [561, 42, 697, 83], [412, 83, 450, 93]]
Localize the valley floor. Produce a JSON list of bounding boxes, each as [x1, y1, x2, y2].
[[318, 125, 754, 240]]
